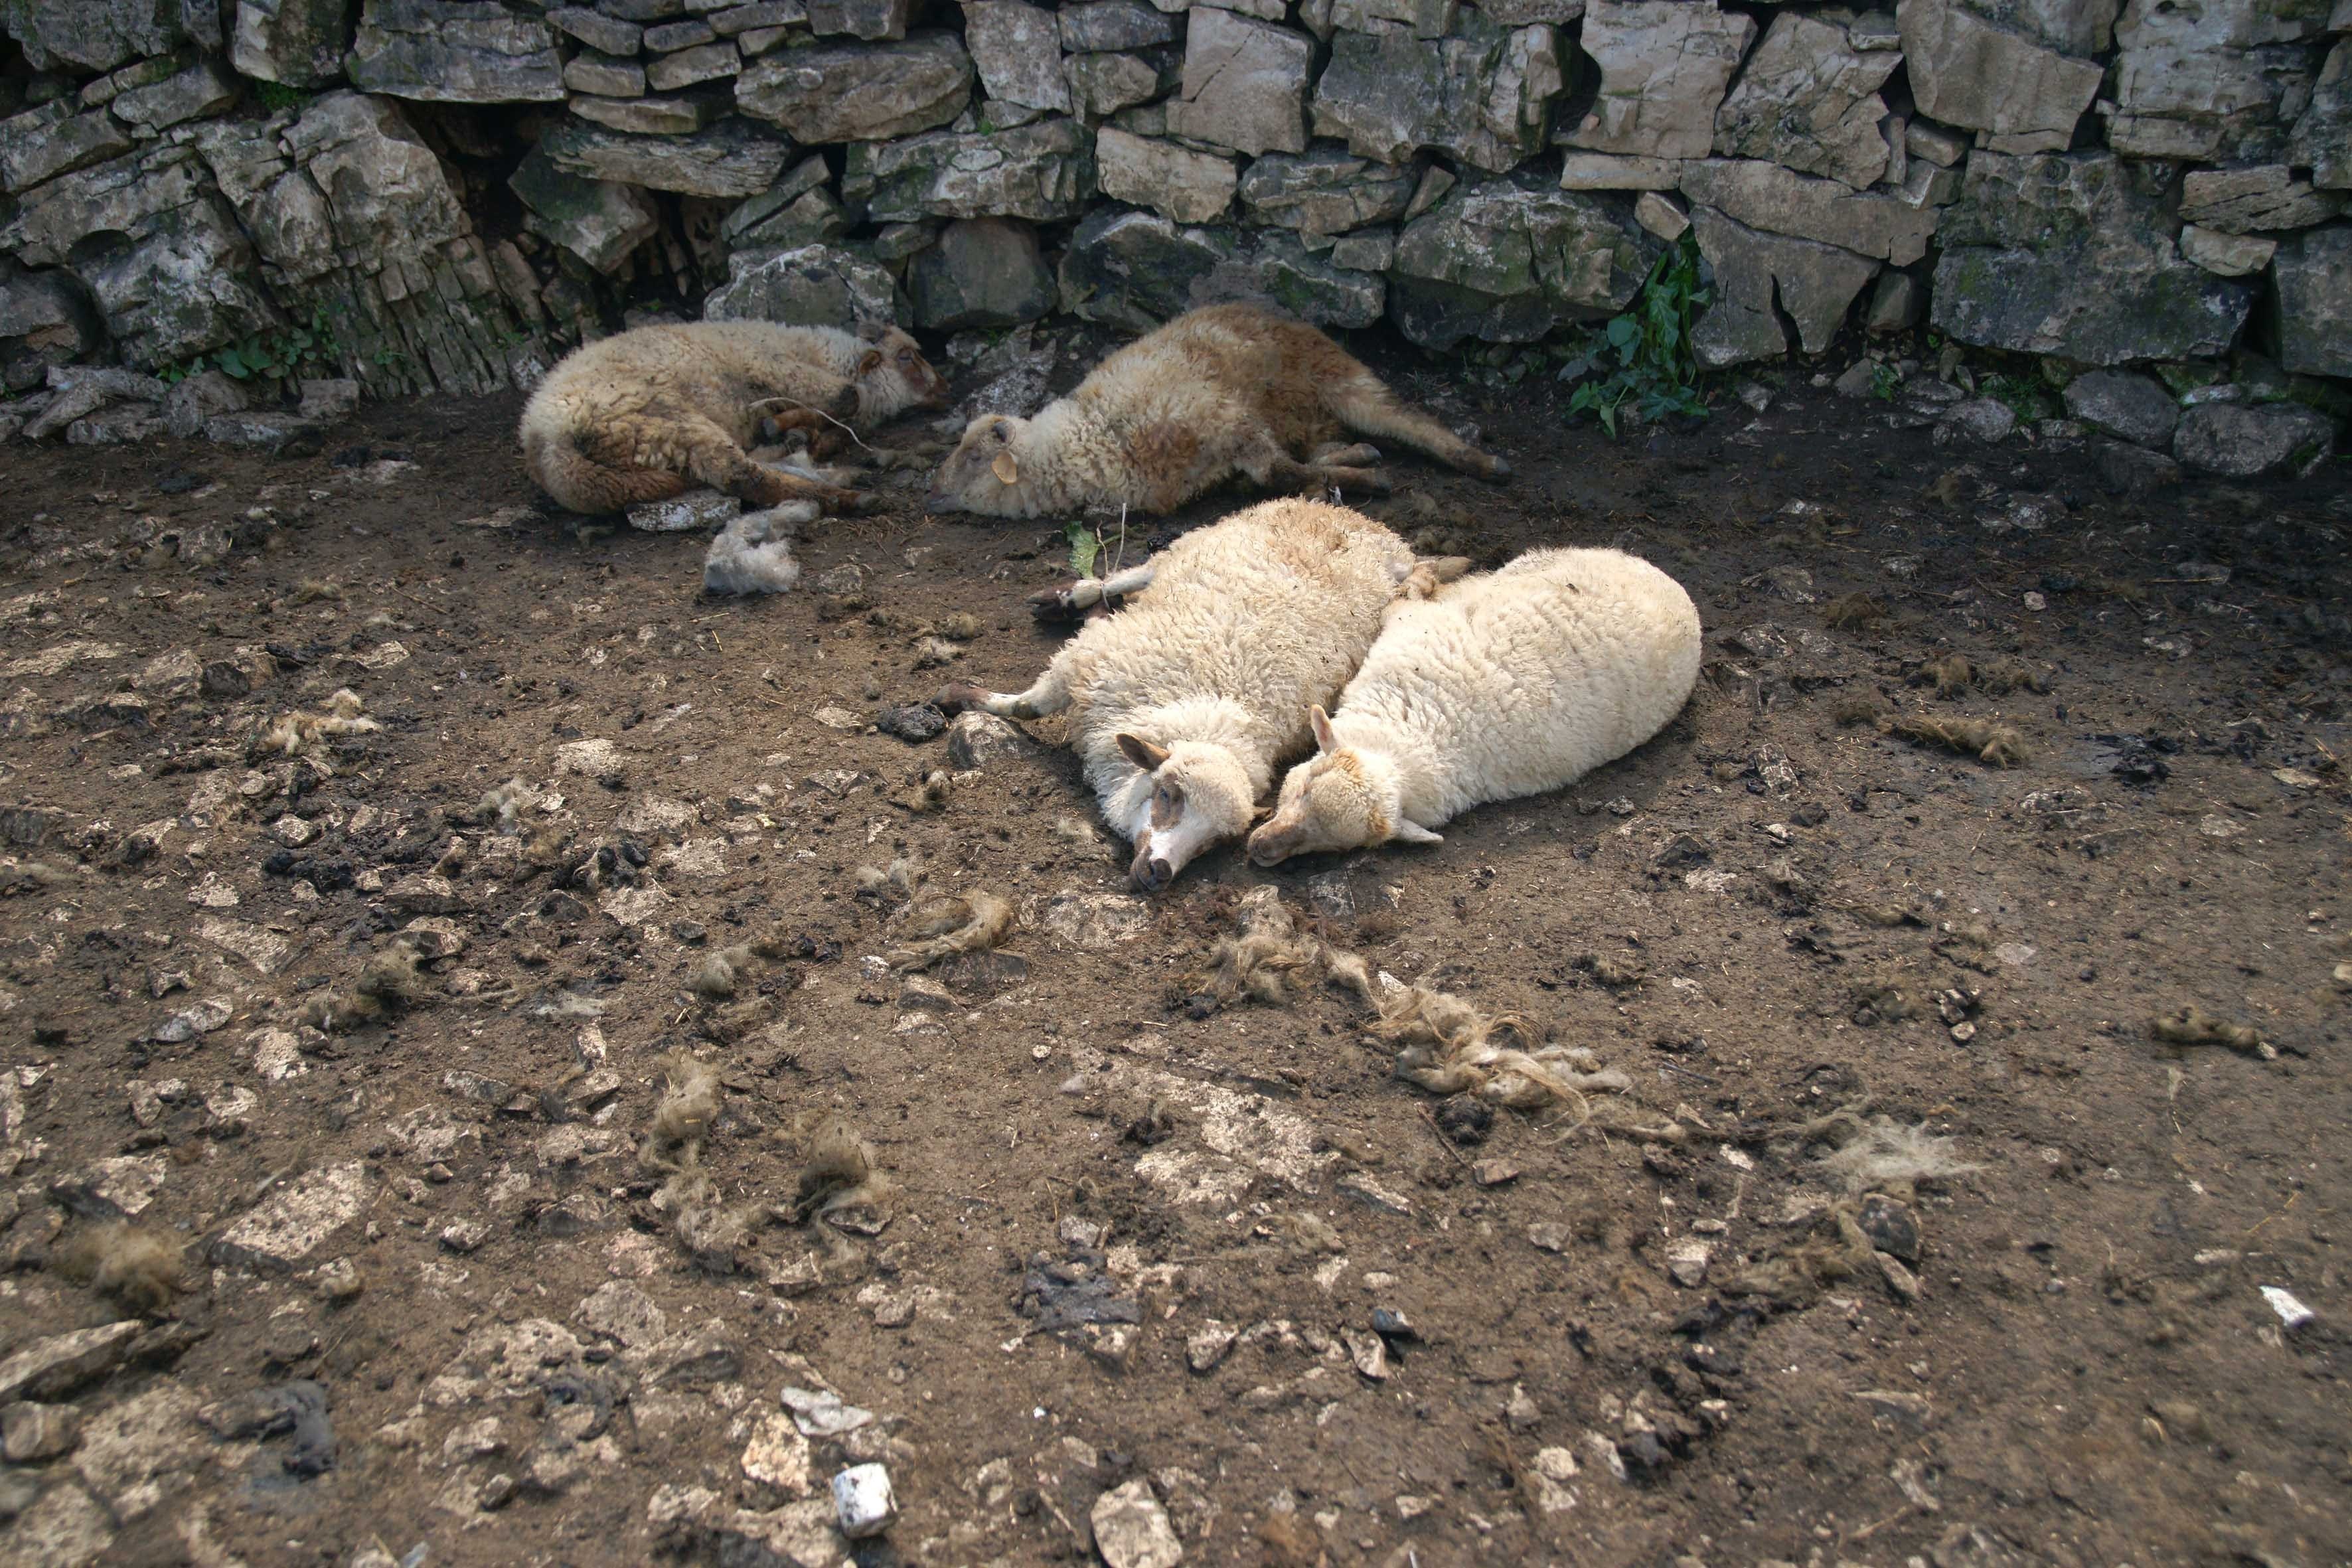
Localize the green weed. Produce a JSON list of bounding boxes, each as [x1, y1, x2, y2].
[[1561, 233, 1709, 437], [159, 308, 347, 386]]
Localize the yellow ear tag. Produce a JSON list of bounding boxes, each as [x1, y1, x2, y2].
[[990, 451, 1019, 485]]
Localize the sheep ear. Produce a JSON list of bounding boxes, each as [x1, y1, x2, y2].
[[1308, 706, 1336, 752], [855, 319, 885, 343], [1249, 803, 1275, 824], [857, 350, 882, 376], [1392, 820, 1443, 844], [991, 451, 1020, 485], [1117, 733, 1171, 771]]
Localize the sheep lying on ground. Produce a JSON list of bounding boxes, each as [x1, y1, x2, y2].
[[1248, 547, 1700, 863], [924, 303, 1509, 519], [937, 499, 1462, 890], [520, 321, 947, 516]]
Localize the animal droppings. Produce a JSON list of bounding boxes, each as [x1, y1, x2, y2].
[[1881, 714, 2025, 767], [2149, 1004, 2272, 1058], [56, 1221, 185, 1315], [888, 892, 1014, 971]]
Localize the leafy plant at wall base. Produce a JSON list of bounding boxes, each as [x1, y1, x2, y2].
[[1561, 234, 1709, 437], [1871, 361, 1901, 402], [1065, 520, 1099, 581]]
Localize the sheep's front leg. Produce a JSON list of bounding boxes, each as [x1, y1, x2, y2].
[[934, 659, 1073, 720], [1239, 429, 1390, 497], [1028, 560, 1156, 623], [677, 413, 878, 516]]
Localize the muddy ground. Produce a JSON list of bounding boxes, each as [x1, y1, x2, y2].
[[0, 336, 2347, 1568]]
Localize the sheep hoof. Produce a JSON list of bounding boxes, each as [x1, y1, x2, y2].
[[1028, 582, 1117, 623], [1482, 454, 1513, 483], [836, 489, 884, 516], [933, 682, 985, 714]]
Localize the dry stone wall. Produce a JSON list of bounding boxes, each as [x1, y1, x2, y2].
[[0, 0, 2345, 429]]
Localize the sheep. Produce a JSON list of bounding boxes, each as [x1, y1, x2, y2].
[[1247, 547, 1701, 864], [519, 320, 949, 516], [935, 499, 1460, 890], [923, 303, 1510, 520]]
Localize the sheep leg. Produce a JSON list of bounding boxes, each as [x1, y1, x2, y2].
[[532, 428, 696, 513], [1028, 560, 1156, 623], [1308, 463, 1391, 497], [1312, 442, 1383, 467], [1399, 554, 1474, 599], [1323, 367, 1512, 481], [677, 415, 878, 516], [933, 660, 1073, 720], [1235, 431, 1384, 498]]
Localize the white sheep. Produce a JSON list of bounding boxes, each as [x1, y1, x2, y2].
[[1246, 546, 1700, 864], [937, 499, 1459, 890]]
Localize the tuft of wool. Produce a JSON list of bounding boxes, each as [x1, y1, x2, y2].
[[260, 688, 379, 757], [888, 892, 1014, 970], [1814, 1116, 1980, 1200], [354, 937, 430, 1010], [57, 1221, 184, 1314], [1179, 886, 1372, 1014], [642, 1051, 724, 1169], [793, 1113, 894, 1233], [690, 945, 757, 1000], [704, 503, 815, 595]]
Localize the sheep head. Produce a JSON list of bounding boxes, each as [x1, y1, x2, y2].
[[1116, 734, 1255, 892], [852, 323, 950, 418], [1249, 707, 1439, 864], [927, 413, 1040, 516]]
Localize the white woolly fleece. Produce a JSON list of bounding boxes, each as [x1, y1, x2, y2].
[[1056, 501, 1420, 852], [1321, 546, 1701, 831]]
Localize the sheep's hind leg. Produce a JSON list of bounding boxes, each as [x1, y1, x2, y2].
[[933, 660, 1073, 721], [1311, 442, 1383, 467], [1323, 366, 1512, 481]]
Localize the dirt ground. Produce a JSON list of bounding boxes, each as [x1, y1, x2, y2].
[[0, 336, 2347, 1568]]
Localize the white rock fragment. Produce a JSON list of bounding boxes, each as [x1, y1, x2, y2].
[[742, 1411, 815, 1492], [2261, 1285, 2315, 1329], [629, 488, 742, 533], [832, 1462, 896, 1539], [781, 1386, 874, 1437], [1091, 1477, 1183, 1568], [211, 1162, 370, 1271]]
